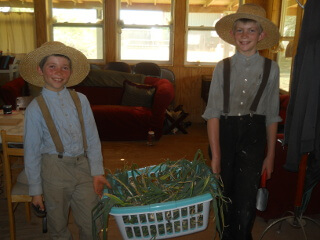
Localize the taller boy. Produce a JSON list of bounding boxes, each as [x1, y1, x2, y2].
[[20, 42, 110, 239], [202, 4, 281, 240]]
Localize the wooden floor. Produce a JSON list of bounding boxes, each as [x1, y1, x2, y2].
[[1, 123, 320, 239]]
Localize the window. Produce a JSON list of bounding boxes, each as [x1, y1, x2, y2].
[[277, 0, 297, 92], [118, 0, 173, 63], [50, 0, 104, 60], [186, 0, 243, 65]]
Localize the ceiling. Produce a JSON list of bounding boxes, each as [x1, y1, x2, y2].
[[0, 0, 239, 8], [0, 0, 298, 13]]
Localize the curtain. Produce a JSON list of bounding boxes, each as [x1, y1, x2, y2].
[[0, 12, 36, 55]]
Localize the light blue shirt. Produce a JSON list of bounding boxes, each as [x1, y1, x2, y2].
[[24, 87, 104, 196], [202, 51, 282, 126]]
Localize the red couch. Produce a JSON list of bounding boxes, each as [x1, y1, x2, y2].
[[256, 94, 320, 220], [0, 71, 175, 141]]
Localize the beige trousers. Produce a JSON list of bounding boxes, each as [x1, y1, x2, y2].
[[41, 154, 99, 240]]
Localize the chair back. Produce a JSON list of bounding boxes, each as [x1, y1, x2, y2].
[[1, 130, 31, 240], [133, 62, 161, 77], [104, 61, 132, 73], [16, 96, 34, 110], [160, 68, 175, 84]]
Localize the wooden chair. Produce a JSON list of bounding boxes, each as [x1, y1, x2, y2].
[[1, 130, 31, 240], [160, 68, 175, 84], [133, 62, 161, 77]]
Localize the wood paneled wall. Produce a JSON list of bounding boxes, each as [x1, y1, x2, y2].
[[33, 0, 281, 123]]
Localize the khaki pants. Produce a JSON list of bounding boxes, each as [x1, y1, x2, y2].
[[41, 154, 99, 240]]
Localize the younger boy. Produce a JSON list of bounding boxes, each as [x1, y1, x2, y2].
[[20, 41, 110, 239], [202, 4, 281, 240]]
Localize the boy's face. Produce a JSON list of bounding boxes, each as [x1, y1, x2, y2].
[[37, 55, 71, 92], [231, 21, 265, 57]]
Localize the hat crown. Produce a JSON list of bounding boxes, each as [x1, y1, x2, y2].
[[215, 3, 280, 50], [237, 3, 266, 18]]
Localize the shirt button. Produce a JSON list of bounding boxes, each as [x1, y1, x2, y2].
[[240, 102, 244, 105], [238, 113, 241, 116], [244, 79, 248, 82], [242, 90, 246, 94]]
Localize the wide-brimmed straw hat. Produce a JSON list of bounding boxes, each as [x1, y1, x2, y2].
[[19, 41, 90, 87], [215, 4, 280, 50]]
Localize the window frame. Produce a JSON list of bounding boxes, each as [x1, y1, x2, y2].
[[277, 0, 297, 93], [49, 0, 105, 62], [185, 0, 243, 66], [116, 0, 174, 65]]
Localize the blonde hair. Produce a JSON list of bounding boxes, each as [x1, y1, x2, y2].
[[232, 18, 263, 34]]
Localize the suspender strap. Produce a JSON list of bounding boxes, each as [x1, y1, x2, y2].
[[36, 89, 88, 158], [36, 94, 64, 157], [223, 57, 231, 116], [249, 58, 272, 113], [68, 89, 88, 153]]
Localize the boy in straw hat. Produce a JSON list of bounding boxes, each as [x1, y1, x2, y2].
[[202, 4, 281, 239], [19, 41, 110, 239]]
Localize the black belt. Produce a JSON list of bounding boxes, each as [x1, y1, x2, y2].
[[220, 114, 265, 123]]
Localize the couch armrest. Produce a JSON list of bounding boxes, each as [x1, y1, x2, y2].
[[144, 77, 175, 137], [0, 77, 26, 108]]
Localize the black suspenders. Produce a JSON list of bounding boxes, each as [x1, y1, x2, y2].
[[223, 57, 272, 117]]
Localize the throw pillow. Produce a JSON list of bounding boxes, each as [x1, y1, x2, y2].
[[121, 80, 155, 108]]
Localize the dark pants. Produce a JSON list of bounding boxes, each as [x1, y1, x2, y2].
[[210, 115, 267, 240]]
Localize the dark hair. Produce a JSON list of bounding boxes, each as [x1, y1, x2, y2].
[[232, 18, 263, 34], [39, 54, 72, 71]]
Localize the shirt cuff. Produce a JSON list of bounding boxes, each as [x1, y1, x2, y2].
[[90, 162, 105, 176], [266, 116, 282, 126], [202, 108, 221, 121], [29, 183, 43, 196]]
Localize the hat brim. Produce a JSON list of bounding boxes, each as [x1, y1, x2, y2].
[[215, 13, 280, 50], [19, 42, 90, 87]]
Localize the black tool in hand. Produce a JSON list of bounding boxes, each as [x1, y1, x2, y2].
[[256, 170, 269, 211], [31, 203, 47, 233]]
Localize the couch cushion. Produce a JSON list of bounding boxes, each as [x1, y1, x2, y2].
[[121, 80, 155, 108]]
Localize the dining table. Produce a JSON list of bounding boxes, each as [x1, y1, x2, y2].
[[0, 109, 24, 143]]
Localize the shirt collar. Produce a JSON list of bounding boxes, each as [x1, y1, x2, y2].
[[42, 86, 68, 98], [234, 51, 260, 63]]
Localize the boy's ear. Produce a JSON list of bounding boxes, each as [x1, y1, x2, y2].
[[259, 31, 266, 41], [37, 66, 44, 76]]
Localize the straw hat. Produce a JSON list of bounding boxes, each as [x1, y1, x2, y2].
[[215, 4, 280, 50], [19, 41, 90, 87]]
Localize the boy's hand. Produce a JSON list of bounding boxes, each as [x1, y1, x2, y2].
[[32, 195, 45, 211], [93, 175, 112, 197]]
